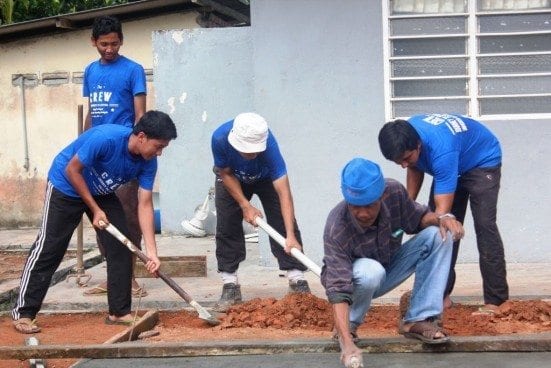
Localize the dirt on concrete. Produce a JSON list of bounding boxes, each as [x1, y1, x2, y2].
[[0, 251, 76, 281], [152, 293, 551, 341], [0, 294, 550, 368]]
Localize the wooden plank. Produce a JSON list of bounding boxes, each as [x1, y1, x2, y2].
[[134, 256, 206, 278], [105, 309, 159, 344]]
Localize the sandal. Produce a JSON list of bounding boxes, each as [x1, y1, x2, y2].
[[105, 316, 134, 326], [13, 318, 41, 334], [331, 328, 359, 343], [132, 286, 148, 298], [83, 285, 108, 296], [399, 319, 450, 344]]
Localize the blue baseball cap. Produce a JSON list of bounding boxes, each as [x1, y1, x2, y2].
[[341, 158, 385, 206]]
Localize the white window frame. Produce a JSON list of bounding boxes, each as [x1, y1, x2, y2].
[[383, 0, 551, 120]]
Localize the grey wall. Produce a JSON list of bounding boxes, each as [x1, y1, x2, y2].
[[153, 27, 253, 233], [153, 0, 550, 266], [462, 120, 551, 263], [250, 0, 386, 264]]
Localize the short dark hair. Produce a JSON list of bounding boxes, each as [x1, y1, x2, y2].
[[378, 119, 420, 161], [133, 111, 178, 141], [92, 15, 123, 41]]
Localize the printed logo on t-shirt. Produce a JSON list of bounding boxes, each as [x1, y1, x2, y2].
[[89, 85, 119, 118], [422, 114, 468, 135], [235, 170, 262, 184], [88, 168, 124, 195]]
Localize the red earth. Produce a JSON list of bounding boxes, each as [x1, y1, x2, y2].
[[1, 293, 550, 368], [1, 254, 550, 367]]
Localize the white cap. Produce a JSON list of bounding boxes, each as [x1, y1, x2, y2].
[[228, 112, 269, 153]]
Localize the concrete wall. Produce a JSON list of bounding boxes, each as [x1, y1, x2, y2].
[[152, 27, 253, 234], [155, 0, 551, 265], [250, 0, 386, 264], [156, 0, 386, 265], [0, 12, 199, 227]]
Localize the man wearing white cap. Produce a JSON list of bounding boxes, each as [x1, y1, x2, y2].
[[322, 158, 464, 367], [211, 112, 310, 311]]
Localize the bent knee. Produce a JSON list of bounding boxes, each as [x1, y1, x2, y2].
[[353, 258, 386, 289]]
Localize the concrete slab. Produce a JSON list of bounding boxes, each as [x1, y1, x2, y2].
[[2, 333, 550, 360]]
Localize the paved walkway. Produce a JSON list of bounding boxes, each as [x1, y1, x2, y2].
[[1, 226, 550, 313]]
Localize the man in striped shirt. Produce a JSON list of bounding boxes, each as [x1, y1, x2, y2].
[[321, 158, 463, 367]]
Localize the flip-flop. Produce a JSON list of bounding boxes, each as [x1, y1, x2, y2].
[[104, 316, 134, 326], [83, 285, 108, 296], [131, 286, 148, 298], [13, 318, 41, 334]]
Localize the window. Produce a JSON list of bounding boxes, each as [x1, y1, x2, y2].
[[384, 0, 551, 119]]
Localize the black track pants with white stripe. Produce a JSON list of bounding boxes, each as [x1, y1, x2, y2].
[[12, 182, 133, 320]]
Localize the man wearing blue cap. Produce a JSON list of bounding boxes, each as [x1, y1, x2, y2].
[[322, 158, 464, 366]]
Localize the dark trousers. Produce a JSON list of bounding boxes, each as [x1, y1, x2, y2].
[[215, 178, 307, 273], [429, 166, 509, 306], [12, 182, 133, 320], [96, 179, 141, 274]]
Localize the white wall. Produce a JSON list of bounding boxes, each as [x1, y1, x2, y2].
[[0, 12, 200, 226]]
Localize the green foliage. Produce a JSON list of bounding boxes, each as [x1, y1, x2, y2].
[[1, 0, 135, 25], [0, 0, 15, 25]]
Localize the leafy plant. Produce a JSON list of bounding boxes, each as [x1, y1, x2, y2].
[[1, 0, 135, 25]]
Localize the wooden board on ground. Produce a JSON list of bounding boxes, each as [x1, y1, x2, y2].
[[134, 256, 206, 278]]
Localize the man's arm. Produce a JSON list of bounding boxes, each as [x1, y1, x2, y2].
[[406, 166, 424, 200], [65, 156, 105, 227], [137, 187, 160, 273], [272, 174, 301, 253], [419, 205, 464, 241], [133, 94, 146, 124], [333, 302, 363, 367], [432, 193, 455, 215], [217, 167, 262, 224]]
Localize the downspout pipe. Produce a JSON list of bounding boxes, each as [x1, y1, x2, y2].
[[18, 75, 30, 171]]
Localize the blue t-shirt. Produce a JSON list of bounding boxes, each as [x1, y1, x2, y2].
[[409, 114, 501, 195], [48, 125, 157, 197], [211, 120, 287, 184], [83, 55, 146, 128]]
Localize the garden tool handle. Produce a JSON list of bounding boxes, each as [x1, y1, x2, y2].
[[100, 221, 194, 304], [254, 217, 322, 277]]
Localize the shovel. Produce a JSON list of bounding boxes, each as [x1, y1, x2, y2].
[[100, 221, 220, 326], [254, 217, 322, 277]]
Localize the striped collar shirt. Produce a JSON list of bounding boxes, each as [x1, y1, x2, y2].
[[321, 179, 428, 304]]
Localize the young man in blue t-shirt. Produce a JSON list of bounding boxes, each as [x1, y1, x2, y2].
[[211, 112, 310, 311], [378, 113, 509, 314], [82, 15, 148, 298], [11, 111, 177, 334]]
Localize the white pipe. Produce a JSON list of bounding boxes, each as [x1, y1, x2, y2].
[[255, 217, 322, 278], [18, 76, 30, 171]]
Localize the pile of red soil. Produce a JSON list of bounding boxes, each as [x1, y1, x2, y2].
[[1, 296, 549, 368], [218, 293, 333, 329]]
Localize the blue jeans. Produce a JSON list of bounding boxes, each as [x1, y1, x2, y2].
[[349, 226, 452, 329]]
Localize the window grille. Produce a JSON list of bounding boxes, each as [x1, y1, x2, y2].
[[385, 0, 551, 119]]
